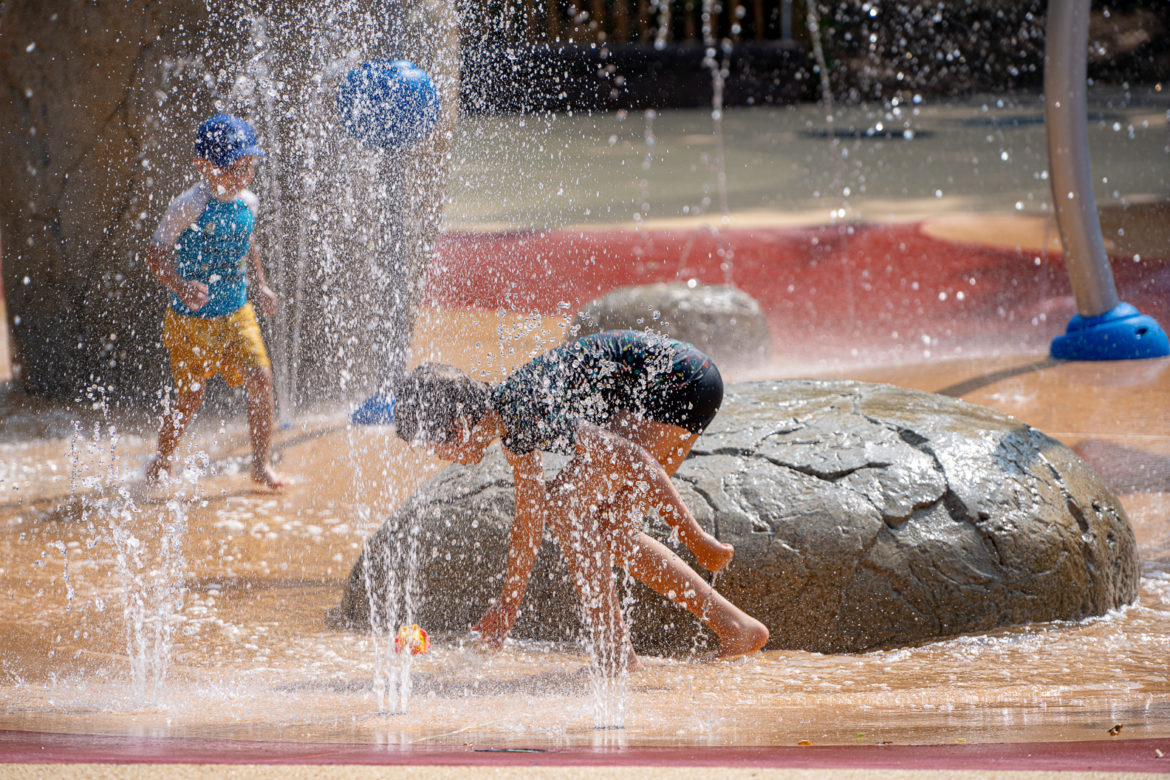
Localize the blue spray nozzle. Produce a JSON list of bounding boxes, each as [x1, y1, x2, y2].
[[351, 394, 396, 425]]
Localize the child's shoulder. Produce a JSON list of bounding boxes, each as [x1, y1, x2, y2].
[[165, 181, 211, 215], [238, 189, 260, 215], [153, 182, 212, 246]]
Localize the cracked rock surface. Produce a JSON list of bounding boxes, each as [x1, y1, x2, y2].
[[340, 380, 1138, 653]]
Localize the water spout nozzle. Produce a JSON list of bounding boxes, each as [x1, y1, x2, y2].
[[1050, 302, 1170, 361]]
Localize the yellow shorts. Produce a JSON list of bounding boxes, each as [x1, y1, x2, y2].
[[162, 303, 271, 393]]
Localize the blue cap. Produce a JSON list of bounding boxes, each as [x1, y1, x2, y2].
[[194, 114, 266, 168]]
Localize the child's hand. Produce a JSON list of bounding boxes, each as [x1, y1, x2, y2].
[[178, 280, 210, 311], [471, 601, 518, 650], [255, 284, 277, 317]]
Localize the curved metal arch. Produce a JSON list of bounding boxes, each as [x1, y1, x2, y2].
[[1044, 0, 1168, 359]]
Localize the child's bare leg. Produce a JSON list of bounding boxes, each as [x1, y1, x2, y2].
[[546, 468, 639, 672], [616, 527, 769, 658], [147, 386, 205, 481], [601, 418, 733, 572], [243, 366, 283, 489]]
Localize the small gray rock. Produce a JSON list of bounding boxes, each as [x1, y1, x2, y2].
[[340, 380, 1138, 654], [571, 282, 771, 371]]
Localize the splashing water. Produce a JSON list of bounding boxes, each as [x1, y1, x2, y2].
[[358, 506, 413, 714], [69, 409, 194, 706], [105, 485, 190, 705], [700, 0, 733, 282], [804, 0, 845, 213], [576, 510, 631, 730], [219, 0, 457, 715], [216, 2, 458, 411], [6, 0, 1170, 754], [804, 0, 855, 323]]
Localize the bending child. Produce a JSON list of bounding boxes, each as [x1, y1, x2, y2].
[[144, 114, 283, 489], [394, 329, 769, 670]]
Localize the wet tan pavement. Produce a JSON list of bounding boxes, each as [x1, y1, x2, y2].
[[2, 303, 1169, 774]]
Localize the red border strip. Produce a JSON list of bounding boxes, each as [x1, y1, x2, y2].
[[426, 224, 1170, 326], [2, 731, 1168, 772], [424, 225, 1170, 363]]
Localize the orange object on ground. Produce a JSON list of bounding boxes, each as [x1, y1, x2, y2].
[[395, 624, 430, 655]]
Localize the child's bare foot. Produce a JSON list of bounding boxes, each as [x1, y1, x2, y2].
[[690, 534, 734, 572], [144, 456, 170, 483], [715, 617, 769, 660], [251, 464, 286, 490]]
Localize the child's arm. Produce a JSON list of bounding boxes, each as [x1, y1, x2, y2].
[[472, 447, 546, 647], [246, 244, 277, 317], [144, 243, 209, 312]]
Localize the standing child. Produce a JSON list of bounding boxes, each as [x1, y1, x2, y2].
[[393, 330, 770, 671], [144, 114, 283, 489]]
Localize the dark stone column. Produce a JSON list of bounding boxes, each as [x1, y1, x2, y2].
[[1, 0, 457, 404], [1, 1, 216, 398]]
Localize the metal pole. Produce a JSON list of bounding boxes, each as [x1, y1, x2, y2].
[[1044, 0, 1118, 317], [1044, 0, 1168, 359]]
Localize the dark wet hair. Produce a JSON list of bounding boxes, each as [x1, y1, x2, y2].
[[394, 363, 492, 444]]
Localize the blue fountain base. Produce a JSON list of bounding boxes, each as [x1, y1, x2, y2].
[[1050, 302, 1170, 361], [351, 395, 396, 425]]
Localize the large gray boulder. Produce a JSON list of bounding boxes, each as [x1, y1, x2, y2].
[[341, 380, 1139, 654]]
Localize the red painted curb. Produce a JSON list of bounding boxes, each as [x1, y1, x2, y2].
[[2, 731, 1169, 772], [427, 224, 1170, 362]]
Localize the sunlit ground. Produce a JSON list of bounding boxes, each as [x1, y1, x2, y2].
[[2, 308, 1168, 748], [1, 91, 1169, 748]]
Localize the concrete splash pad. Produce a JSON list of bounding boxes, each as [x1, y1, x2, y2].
[[2, 214, 1170, 773], [2, 320, 1170, 769]]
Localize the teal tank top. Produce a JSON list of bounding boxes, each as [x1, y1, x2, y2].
[[171, 197, 253, 318]]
